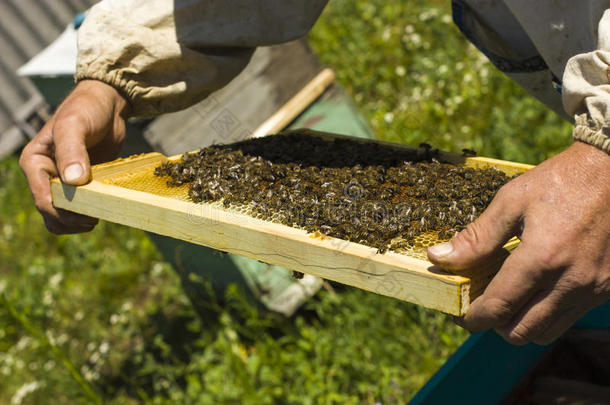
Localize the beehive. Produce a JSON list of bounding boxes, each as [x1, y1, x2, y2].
[[51, 130, 533, 315]]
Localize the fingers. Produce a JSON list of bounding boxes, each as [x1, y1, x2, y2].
[[530, 306, 589, 345], [427, 185, 523, 271], [493, 288, 559, 345], [495, 276, 598, 345], [43, 211, 98, 235], [52, 112, 92, 185], [494, 292, 590, 346], [457, 242, 597, 345], [19, 124, 98, 235], [436, 146, 610, 346], [52, 81, 129, 181], [457, 244, 543, 333], [19, 81, 128, 235]]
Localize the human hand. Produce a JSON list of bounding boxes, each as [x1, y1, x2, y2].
[[427, 141, 610, 345], [19, 80, 131, 234]]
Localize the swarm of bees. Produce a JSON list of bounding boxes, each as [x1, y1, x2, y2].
[[154, 132, 512, 253]]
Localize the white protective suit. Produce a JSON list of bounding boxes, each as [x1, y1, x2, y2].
[[76, 0, 610, 153]]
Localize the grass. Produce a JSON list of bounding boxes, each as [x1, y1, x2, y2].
[[0, 0, 572, 403]]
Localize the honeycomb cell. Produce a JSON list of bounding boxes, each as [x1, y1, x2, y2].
[[107, 132, 513, 257]]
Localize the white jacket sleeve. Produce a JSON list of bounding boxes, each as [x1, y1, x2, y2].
[[563, 9, 610, 153], [75, 0, 328, 117]]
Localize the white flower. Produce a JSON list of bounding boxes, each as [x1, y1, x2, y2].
[[151, 262, 164, 277], [99, 341, 109, 355], [395, 66, 406, 77], [419, 9, 438, 22], [382, 27, 391, 41], [28, 265, 43, 276], [384, 112, 394, 124], [1, 353, 14, 366], [126, 239, 137, 250], [48, 273, 63, 289], [15, 337, 31, 351], [56, 334, 69, 346], [2, 224, 13, 240], [89, 351, 101, 364], [81, 365, 98, 381], [11, 381, 41, 404], [110, 314, 118, 325], [46, 331, 56, 346], [121, 301, 133, 312], [410, 33, 422, 46]]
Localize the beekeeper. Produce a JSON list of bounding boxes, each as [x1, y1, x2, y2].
[[19, 0, 610, 345]]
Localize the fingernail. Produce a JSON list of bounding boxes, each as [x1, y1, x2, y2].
[[428, 241, 453, 258], [63, 163, 84, 182]]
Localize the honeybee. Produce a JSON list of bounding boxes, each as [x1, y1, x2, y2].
[[154, 132, 511, 255]]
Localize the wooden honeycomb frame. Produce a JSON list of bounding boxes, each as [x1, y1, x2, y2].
[[50, 131, 533, 315]]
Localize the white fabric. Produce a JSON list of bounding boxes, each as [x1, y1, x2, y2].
[[460, 0, 568, 118], [76, 0, 610, 152], [453, 0, 610, 152], [563, 9, 610, 152], [76, 0, 327, 117]]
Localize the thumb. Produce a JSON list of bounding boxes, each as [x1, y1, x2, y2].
[[52, 114, 92, 186], [427, 187, 522, 271]]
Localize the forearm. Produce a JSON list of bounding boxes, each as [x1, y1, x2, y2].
[[76, 0, 328, 117]]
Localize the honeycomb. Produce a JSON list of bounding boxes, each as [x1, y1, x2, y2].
[[102, 164, 189, 200], [101, 159, 463, 260], [101, 132, 526, 259]]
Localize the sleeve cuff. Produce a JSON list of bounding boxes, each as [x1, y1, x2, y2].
[[573, 113, 610, 154], [74, 70, 137, 116]]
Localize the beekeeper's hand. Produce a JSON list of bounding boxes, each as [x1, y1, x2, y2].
[[428, 141, 610, 345], [19, 80, 131, 234]]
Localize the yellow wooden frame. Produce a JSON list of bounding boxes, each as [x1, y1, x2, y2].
[[51, 131, 533, 315]]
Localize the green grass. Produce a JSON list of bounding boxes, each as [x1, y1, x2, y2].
[[0, 0, 573, 403], [309, 0, 572, 164]]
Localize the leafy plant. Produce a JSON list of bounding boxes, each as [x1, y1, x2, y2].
[[0, 0, 572, 403]]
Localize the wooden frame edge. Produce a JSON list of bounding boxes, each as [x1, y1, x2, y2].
[[50, 179, 470, 315]]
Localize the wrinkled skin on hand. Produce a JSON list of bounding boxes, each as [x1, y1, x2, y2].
[[19, 80, 131, 234], [428, 141, 610, 345]]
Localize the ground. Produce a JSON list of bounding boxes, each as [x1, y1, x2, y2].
[[0, 0, 572, 403]]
